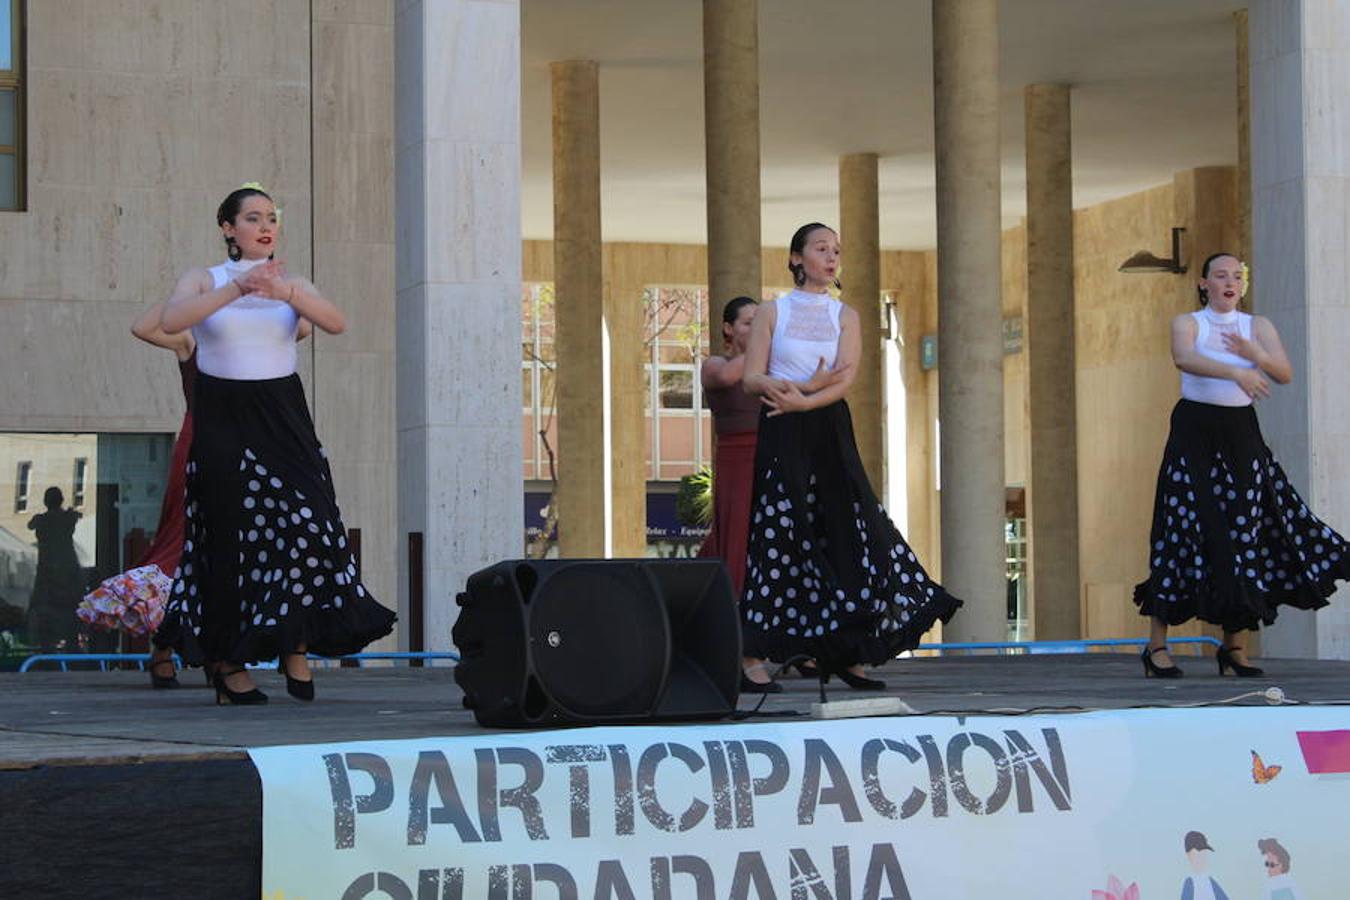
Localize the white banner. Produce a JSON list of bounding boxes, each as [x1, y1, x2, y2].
[[250, 707, 1350, 899]]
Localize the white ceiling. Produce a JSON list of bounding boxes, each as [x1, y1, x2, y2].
[[521, 0, 1245, 250]]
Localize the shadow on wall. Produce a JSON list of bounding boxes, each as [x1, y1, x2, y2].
[[25, 486, 84, 650]]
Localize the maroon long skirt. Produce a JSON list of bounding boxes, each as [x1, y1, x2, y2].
[[699, 430, 758, 597], [138, 411, 193, 576]]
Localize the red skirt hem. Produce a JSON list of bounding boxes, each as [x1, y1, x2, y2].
[[698, 430, 758, 597]]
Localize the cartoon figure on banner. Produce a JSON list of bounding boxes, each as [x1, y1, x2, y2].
[[1180, 831, 1232, 900], [1250, 749, 1282, 784], [1257, 838, 1305, 900], [1092, 874, 1140, 900]]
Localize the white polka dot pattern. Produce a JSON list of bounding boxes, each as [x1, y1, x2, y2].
[[739, 401, 959, 665], [160, 444, 390, 661], [1136, 402, 1349, 629]]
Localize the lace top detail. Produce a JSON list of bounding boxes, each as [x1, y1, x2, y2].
[[767, 290, 842, 383], [782, 297, 840, 342]]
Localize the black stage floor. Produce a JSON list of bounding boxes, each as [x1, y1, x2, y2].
[[5, 652, 1349, 770], [4, 653, 1349, 898]]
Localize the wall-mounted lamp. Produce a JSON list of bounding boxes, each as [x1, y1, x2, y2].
[[1118, 227, 1188, 274], [882, 297, 901, 343]]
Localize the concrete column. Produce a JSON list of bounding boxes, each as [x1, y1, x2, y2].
[[552, 60, 608, 557], [1023, 84, 1080, 640], [702, 0, 762, 345], [839, 153, 884, 492], [1235, 9, 1253, 274], [396, 1, 522, 648], [605, 260, 648, 557], [900, 266, 935, 569], [1250, 0, 1350, 659], [931, 0, 1006, 642], [312, 5, 397, 648]]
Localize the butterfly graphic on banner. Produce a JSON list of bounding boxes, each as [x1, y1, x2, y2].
[[1251, 749, 1282, 784]]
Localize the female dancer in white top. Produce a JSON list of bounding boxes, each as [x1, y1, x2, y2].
[[153, 186, 394, 703], [737, 222, 959, 692], [1136, 252, 1348, 677]]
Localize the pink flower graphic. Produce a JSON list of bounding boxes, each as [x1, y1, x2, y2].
[[1092, 875, 1140, 900]]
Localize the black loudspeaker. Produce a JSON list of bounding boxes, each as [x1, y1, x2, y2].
[[452, 558, 741, 727]]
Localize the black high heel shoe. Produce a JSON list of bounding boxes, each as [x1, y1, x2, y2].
[[214, 667, 269, 705], [739, 662, 783, 694], [828, 666, 886, 691], [279, 654, 315, 701], [147, 657, 179, 690], [1141, 646, 1183, 679], [1217, 645, 1264, 678]]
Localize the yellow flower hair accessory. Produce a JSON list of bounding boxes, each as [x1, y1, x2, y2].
[[1240, 261, 1250, 298], [238, 181, 282, 223]]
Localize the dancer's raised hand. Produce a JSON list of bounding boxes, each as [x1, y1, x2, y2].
[[1233, 366, 1270, 400], [801, 357, 853, 394], [762, 380, 811, 417]]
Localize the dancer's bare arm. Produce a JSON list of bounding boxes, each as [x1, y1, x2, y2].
[[702, 353, 747, 390], [1170, 314, 1270, 400], [276, 276, 346, 335], [161, 268, 244, 334], [742, 301, 786, 396], [1222, 316, 1292, 384], [131, 300, 195, 360]]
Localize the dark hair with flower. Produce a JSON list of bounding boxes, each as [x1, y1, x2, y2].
[[217, 182, 275, 261]]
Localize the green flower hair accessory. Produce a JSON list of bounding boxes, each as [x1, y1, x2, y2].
[[1240, 261, 1250, 298]]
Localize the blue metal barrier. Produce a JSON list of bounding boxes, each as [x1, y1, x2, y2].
[[18, 650, 459, 673], [303, 651, 460, 668], [912, 637, 1223, 656], [19, 641, 1215, 672], [16, 653, 182, 673]]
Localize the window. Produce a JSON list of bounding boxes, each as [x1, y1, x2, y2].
[[1005, 486, 1028, 642], [521, 283, 557, 481], [1, 434, 174, 651], [645, 286, 709, 480], [72, 458, 87, 508], [0, 0, 24, 211], [13, 459, 29, 512]]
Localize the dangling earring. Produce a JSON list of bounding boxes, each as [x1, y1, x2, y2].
[[1197, 286, 1208, 307], [225, 235, 242, 262], [791, 263, 805, 287]]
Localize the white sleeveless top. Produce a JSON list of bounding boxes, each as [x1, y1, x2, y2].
[[767, 289, 842, 382], [194, 258, 299, 380], [1180, 308, 1256, 407]]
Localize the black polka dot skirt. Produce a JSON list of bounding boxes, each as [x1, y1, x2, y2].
[[155, 372, 395, 665], [741, 401, 960, 667], [1134, 399, 1348, 632]]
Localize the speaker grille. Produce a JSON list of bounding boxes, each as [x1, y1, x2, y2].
[[528, 563, 669, 717]]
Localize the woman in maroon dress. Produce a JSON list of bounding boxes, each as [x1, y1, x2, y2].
[[77, 301, 197, 687], [699, 297, 760, 598]]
